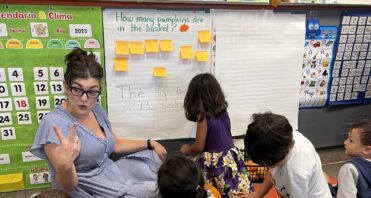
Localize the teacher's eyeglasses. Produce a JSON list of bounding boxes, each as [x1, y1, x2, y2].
[[69, 86, 101, 99]]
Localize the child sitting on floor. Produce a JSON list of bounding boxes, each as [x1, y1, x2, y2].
[[337, 119, 371, 198], [157, 155, 221, 198], [238, 112, 332, 198]]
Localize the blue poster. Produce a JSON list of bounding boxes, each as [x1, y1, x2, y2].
[[328, 11, 371, 106]]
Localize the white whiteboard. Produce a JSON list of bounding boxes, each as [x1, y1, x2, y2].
[[213, 10, 305, 135], [103, 9, 211, 139]]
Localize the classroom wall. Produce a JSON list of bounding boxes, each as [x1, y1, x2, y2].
[[1, 2, 370, 192], [1, 2, 369, 151], [299, 103, 371, 148], [102, 7, 371, 151], [287, 10, 371, 148], [157, 103, 371, 151], [159, 9, 371, 150]]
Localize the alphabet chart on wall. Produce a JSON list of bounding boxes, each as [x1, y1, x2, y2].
[[0, 5, 104, 191], [300, 27, 337, 108], [328, 11, 371, 106]]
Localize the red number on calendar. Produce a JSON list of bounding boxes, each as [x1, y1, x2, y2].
[[16, 100, 27, 108]]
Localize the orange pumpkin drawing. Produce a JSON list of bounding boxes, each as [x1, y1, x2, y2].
[[180, 24, 189, 32]]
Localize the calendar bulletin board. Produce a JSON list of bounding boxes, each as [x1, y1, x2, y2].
[[0, 5, 105, 191], [328, 12, 371, 106]]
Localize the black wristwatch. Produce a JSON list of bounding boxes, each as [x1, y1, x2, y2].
[[147, 139, 154, 150]]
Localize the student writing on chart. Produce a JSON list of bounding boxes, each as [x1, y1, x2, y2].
[[180, 73, 254, 197]]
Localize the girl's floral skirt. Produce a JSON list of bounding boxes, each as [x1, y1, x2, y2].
[[194, 147, 254, 198]]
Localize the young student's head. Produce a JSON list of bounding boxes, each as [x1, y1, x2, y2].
[[244, 112, 294, 167], [184, 73, 228, 122], [344, 119, 371, 158], [64, 47, 104, 87], [157, 155, 208, 198]]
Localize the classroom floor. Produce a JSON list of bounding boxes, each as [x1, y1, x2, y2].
[[0, 146, 348, 198]]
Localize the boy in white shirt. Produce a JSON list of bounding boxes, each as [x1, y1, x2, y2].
[[337, 119, 371, 198], [237, 112, 332, 198]]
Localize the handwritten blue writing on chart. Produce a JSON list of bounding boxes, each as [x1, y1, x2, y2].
[[115, 85, 186, 112], [115, 12, 205, 32]]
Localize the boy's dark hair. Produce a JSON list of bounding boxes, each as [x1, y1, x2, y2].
[[244, 112, 293, 167], [184, 73, 228, 122], [64, 47, 104, 86], [157, 155, 208, 198], [350, 119, 371, 146]]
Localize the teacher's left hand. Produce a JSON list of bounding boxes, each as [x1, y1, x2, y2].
[[151, 140, 167, 161]]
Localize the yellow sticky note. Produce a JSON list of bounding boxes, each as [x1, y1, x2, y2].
[[114, 57, 128, 71], [196, 50, 209, 62], [130, 41, 144, 54], [159, 40, 174, 52], [180, 46, 193, 59], [145, 39, 159, 53], [115, 41, 129, 55], [153, 67, 167, 77], [198, 30, 211, 43]]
